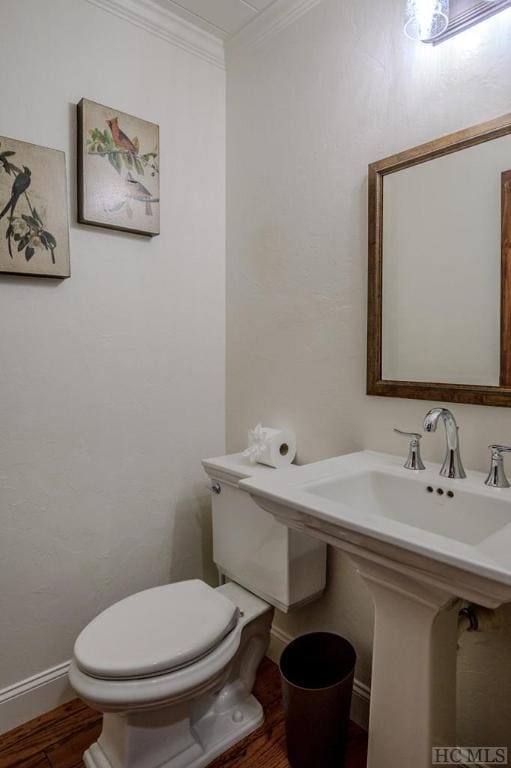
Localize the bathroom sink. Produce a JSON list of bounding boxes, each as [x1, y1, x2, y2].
[[306, 467, 511, 546], [240, 450, 511, 601], [241, 450, 511, 768]]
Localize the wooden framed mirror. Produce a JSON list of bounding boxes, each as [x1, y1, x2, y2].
[[367, 112, 511, 407]]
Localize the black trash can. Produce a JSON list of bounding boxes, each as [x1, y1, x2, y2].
[[280, 632, 356, 768]]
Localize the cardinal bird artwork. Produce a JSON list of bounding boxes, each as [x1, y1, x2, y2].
[[106, 117, 139, 155], [0, 135, 70, 278], [78, 99, 160, 237]]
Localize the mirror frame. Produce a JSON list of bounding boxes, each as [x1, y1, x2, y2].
[[367, 112, 511, 407]]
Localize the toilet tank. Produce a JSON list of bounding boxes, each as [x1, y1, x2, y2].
[[202, 453, 326, 613]]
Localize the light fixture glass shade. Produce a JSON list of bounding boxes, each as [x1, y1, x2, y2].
[[404, 0, 450, 41]]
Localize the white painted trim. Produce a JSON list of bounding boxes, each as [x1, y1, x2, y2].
[[165, 0, 230, 40], [350, 679, 371, 732], [84, 0, 225, 69], [267, 625, 371, 731], [226, 0, 323, 59], [0, 661, 74, 735], [84, 0, 322, 69]]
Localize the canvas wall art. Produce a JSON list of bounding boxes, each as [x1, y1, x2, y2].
[[0, 136, 70, 278], [78, 99, 160, 237]]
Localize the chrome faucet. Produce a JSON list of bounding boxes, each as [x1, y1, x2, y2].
[[484, 445, 511, 488], [423, 407, 466, 479]]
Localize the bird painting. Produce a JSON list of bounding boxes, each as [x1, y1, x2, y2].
[[0, 166, 31, 221], [0, 136, 70, 278], [79, 99, 160, 236]]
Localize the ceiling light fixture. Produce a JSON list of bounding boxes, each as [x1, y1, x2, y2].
[[404, 0, 450, 41]]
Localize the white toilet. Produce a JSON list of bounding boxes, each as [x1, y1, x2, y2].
[[69, 453, 326, 768]]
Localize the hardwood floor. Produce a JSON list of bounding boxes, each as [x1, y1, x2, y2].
[[0, 659, 368, 768]]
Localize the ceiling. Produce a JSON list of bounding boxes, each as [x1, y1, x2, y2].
[[164, 0, 278, 38]]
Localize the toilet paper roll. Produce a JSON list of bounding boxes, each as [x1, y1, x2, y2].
[[242, 424, 297, 469]]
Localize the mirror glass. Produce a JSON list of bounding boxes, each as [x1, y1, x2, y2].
[[381, 135, 511, 387]]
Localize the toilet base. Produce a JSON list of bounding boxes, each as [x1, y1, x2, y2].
[[83, 694, 264, 768]]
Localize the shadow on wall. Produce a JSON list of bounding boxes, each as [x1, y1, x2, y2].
[[168, 487, 217, 587], [457, 602, 511, 750], [0, 273, 64, 289], [273, 548, 376, 686]]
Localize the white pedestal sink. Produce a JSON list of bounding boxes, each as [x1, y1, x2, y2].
[[240, 451, 511, 768]]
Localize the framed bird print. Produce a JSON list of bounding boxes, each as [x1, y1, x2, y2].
[[77, 99, 160, 237], [0, 136, 70, 278]]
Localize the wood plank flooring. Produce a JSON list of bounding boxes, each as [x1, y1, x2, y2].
[[0, 659, 368, 768]]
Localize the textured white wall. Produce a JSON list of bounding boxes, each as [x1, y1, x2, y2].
[[0, 0, 225, 695], [226, 0, 511, 745]]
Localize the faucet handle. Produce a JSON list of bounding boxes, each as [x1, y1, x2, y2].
[[394, 428, 422, 441], [393, 429, 426, 471], [485, 445, 511, 488], [489, 444, 511, 456]]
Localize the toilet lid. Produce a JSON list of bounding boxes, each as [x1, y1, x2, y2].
[[74, 580, 239, 680]]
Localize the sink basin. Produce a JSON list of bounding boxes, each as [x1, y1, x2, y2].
[[306, 468, 511, 546], [240, 450, 511, 768]]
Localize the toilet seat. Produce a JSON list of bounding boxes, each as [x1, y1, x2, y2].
[[74, 580, 239, 680], [69, 583, 272, 715]]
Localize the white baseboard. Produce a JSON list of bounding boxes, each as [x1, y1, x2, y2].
[[0, 661, 74, 735], [0, 627, 366, 737], [267, 626, 370, 731], [0, 642, 491, 768]]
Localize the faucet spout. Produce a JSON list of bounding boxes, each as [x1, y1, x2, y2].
[[423, 408, 466, 479]]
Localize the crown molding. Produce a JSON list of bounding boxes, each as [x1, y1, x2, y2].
[[85, 0, 322, 70], [226, 0, 322, 60], [84, 0, 225, 69], [164, 0, 230, 41]]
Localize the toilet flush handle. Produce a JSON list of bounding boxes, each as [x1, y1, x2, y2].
[[208, 482, 221, 495]]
